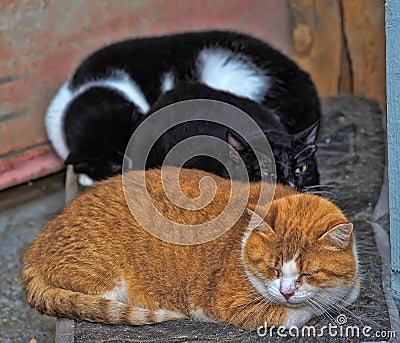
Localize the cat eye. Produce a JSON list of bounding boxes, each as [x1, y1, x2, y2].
[[295, 164, 308, 174], [301, 270, 319, 277], [269, 267, 281, 278], [261, 171, 276, 178]]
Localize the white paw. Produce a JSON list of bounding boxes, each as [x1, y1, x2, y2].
[[284, 307, 314, 329], [78, 174, 96, 187]]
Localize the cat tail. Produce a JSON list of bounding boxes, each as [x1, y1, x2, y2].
[[22, 264, 186, 325]]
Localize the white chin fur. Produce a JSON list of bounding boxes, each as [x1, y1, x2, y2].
[[197, 48, 270, 103]]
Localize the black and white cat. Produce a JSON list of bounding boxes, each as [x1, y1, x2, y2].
[[45, 30, 320, 187]]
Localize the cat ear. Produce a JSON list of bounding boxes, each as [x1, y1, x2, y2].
[[246, 208, 274, 234], [296, 120, 319, 145], [319, 223, 353, 249], [226, 131, 245, 153]]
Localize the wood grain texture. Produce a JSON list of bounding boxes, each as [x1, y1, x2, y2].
[[289, 0, 342, 96], [289, 0, 386, 108], [342, 0, 386, 106], [385, 0, 400, 292]]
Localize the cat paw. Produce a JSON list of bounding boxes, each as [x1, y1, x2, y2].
[[78, 174, 96, 187], [284, 307, 314, 329]]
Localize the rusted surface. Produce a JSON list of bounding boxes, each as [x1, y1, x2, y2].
[[0, 0, 290, 189]]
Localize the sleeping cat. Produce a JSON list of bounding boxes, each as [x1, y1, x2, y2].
[[144, 83, 320, 187], [70, 30, 320, 133], [22, 167, 359, 329], [45, 30, 320, 186], [57, 82, 320, 187]]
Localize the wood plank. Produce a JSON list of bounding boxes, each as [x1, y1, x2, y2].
[[385, 0, 400, 297], [342, 0, 386, 108], [289, 0, 342, 96], [0, 145, 64, 191]]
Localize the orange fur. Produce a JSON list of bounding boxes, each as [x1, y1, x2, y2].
[[21, 167, 359, 329]]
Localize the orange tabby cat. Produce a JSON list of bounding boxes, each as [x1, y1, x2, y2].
[[21, 167, 359, 329]]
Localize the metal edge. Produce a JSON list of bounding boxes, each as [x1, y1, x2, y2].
[[55, 165, 79, 343]]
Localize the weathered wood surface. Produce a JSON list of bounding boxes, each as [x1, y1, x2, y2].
[[289, 0, 342, 96], [289, 0, 386, 106], [385, 0, 400, 300]]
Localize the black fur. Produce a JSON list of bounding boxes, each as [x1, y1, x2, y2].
[[142, 83, 320, 187], [56, 30, 321, 187], [64, 87, 142, 180], [71, 30, 320, 133]]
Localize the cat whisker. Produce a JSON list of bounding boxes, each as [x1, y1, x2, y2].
[[308, 298, 337, 324], [314, 293, 364, 326], [293, 146, 315, 159], [302, 184, 336, 190], [275, 160, 290, 168], [307, 298, 336, 324], [304, 190, 338, 200], [313, 297, 343, 319], [222, 295, 271, 332], [231, 295, 264, 309], [241, 300, 265, 328]]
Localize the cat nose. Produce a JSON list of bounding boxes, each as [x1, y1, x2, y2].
[[280, 289, 295, 301]]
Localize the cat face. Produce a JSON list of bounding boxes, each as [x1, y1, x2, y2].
[[65, 155, 123, 181], [226, 121, 320, 188], [242, 194, 359, 311]]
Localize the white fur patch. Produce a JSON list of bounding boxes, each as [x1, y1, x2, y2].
[[281, 259, 299, 278], [130, 307, 150, 323], [161, 71, 175, 93], [103, 279, 130, 304], [240, 231, 270, 298], [106, 302, 129, 322], [84, 71, 150, 114], [45, 82, 74, 159], [284, 307, 314, 328], [78, 174, 96, 187], [155, 309, 186, 322], [44, 71, 150, 160], [196, 48, 269, 102], [240, 229, 252, 257], [190, 309, 217, 323]]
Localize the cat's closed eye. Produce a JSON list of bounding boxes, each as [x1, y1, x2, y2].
[[262, 171, 276, 178], [269, 266, 281, 278], [294, 164, 308, 174], [300, 270, 320, 277]]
